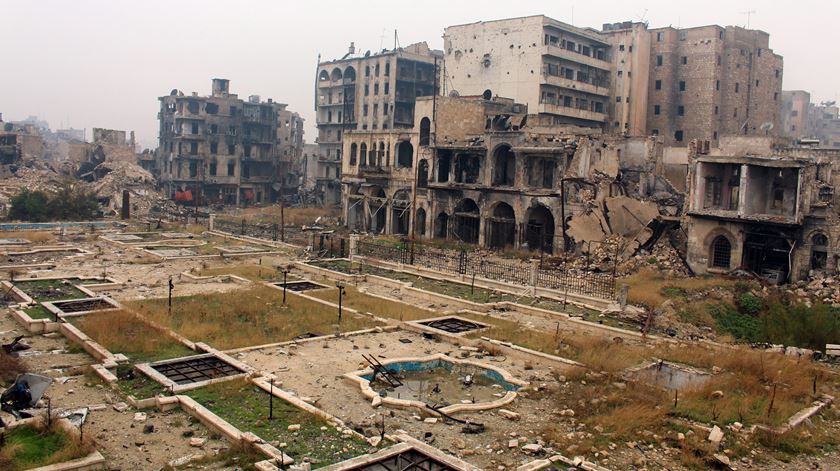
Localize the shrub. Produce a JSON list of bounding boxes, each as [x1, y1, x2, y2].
[[736, 292, 764, 316], [708, 303, 760, 342], [7, 181, 98, 222], [760, 302, 840, 351]]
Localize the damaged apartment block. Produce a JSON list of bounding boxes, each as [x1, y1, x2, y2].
[[157, 79, 304, 206], [684, 136, 840, 283]]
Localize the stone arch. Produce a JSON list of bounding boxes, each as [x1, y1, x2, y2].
[[810, 231, 830, 271], [525, 204, 555, 253], [419, 117, 431, 146], [391, 189, 411, 235], [369, 186, 387, 233], [491, 144, 515, 186], [318, 70, 329, 82], [710, 235, 732, 269], [349, 143, 357, 165], [344, 66, 356, 82], [488, 202, 516, 249], [397, 141, 414, 168], [453, 198, 480, 244], [330, 68, 343, 82]]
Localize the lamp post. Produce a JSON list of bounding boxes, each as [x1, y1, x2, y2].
[[336, 281, 346, 322]]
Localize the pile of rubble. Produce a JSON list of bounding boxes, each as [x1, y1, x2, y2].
[[787, 273, 840, 308], [90, 160, 163, 217], [619, 236, 691, 278]]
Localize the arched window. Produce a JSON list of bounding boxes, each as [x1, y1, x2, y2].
[[811, 233, 829, 270], [419, 117, 431, 146], [710, 236, 732, 269], [318, 70, 329, 81], [418, 160, 429, 188], [397, 141, 413, 168], [349, 143, 357, 165], [416, 208, 427, 236], [330, 68, 343, 82], [344, 66, 356, 83], [360, 143, 367, 167], [377, 142, 385, 166], [492, 144, 515, 186]]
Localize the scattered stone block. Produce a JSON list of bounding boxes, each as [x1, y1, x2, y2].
[[287, 424, 301, 432], [190, 437, 207, 447], [708, 425, 724, 448], [113, 402, 129, 412], [498, 409, 520, 421]]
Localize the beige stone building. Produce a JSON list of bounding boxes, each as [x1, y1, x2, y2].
[[781, 90, 812, 140], [646, 25, 783, 146], [315, 42, 441, 207], [684, 137, 840, 282], [443, 16, 611, 130]]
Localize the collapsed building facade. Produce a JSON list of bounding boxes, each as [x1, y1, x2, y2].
[[157, 79, 304, 206], [684, 137, 840, 282], [342, 94, 680, 255]]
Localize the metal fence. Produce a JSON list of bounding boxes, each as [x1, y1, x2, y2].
[[356, 239, 616, 300]]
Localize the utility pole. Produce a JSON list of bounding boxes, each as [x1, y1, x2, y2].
[[336, 282, 346, 322], [168, 277, 174, 316], [741, 10, 756, 29]]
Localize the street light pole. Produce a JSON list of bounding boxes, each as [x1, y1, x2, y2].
[[336, 282, 346, 322]]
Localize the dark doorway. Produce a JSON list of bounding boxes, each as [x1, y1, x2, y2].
[[525, 205, 555, 254], [488, 203, 516, 249], [742, 231, 792, 283], [453, 199, 480, 244]]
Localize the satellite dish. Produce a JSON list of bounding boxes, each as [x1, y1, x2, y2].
[[760, 122, 774, 132], [449, 90, 460, 98]]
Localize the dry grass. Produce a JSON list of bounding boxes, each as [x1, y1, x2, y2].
[[195, 263, 291, 282], [238, 206, 339, 226], [621, 268, 737, 307], [308, 286, 434, 321], [124, 286, 381, 349], [1, 231, 55, 243], [73, 310, 193, 362]]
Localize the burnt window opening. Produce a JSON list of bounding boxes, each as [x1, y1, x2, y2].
[[187, 100, 199, 114], [710, 236, 731, 269], [397, 141, 413, 168], [488, 203, 516, 249], [227, 161, 235, 176], [454, 153, 480, 184], [704, 176, 722, 209], [419, 117, 431, 146], [453, 199, 480, 244], [205, 102, 219, 114], [811, 233, 829, 270], [349, 143, 357, 166], [418, 160, 429, 188], [227, 144, 235, 155], [360, 143, 368, 167], [415, 208, 427, 236], [189, 142, 198, 155], [434, 212, 449, 239], [437, 150, 452, 183], [189, 161, 197, 178], [209, 162, 217, 176], [210, 142, 218, 154], [492, 145, 515, 186]]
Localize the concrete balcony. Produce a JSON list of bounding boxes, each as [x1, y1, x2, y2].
[[538, 103, 607, 123], [542, 45, 610, 71], [543, 75, 610, 97]]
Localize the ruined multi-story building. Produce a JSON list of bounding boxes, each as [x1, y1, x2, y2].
[[781, 90, 812, 140], [315, 42, 441, 207], [684, 136, 840, 282], [341, 93, 674, 255], [646, 25, 783, 146], [443, 16, 611, 130], [157, 79, 295, 205], [275, 107, 305, 196]]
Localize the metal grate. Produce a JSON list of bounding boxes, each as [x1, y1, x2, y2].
[[51, 298, 114, 313], [419, 317, 485, 334], [711, 236, 731, 268], [341, 449, 457, 471], [151, 356, 244, 385]]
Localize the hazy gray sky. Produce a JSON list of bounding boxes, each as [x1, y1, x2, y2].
[[2, 0, 837, 149]]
